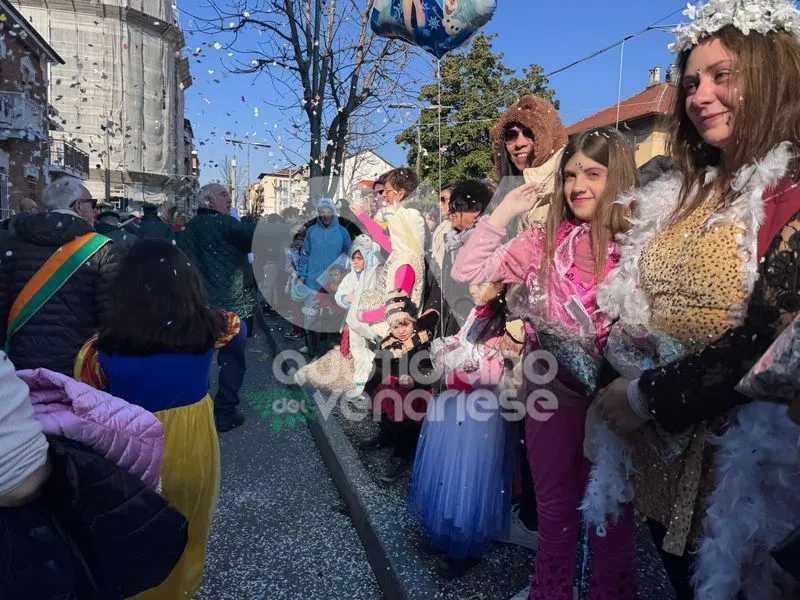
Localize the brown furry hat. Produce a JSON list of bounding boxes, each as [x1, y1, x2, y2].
[[490, 95, 567, 177]]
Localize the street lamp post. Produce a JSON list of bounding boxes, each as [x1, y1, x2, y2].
[[388, 103, 453, 178], [224, 137, 271, 213]]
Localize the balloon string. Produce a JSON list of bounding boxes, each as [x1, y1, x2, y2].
[[437, 58, 442, 194], [435, 57, 445, 369], [615, 39, 626, 130]]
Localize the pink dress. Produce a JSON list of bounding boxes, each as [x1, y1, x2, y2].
[[452, 216, 637, 600]]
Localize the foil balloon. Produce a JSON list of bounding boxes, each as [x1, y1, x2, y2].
[[370, 0, 497, 59]]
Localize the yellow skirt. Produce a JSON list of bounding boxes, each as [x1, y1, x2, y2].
[[130, 395, 221, 600]]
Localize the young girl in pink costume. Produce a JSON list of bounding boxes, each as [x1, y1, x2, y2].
[[452, 126, 638, 599]]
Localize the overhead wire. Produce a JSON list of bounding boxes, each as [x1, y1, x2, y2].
[[445, 4, 686, 121]]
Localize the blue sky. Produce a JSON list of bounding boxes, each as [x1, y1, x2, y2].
[[182, 0, 684, 185]]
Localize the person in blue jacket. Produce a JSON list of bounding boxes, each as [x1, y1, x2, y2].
[[297, 198, 351, 291], [297, 198, 351, 356]]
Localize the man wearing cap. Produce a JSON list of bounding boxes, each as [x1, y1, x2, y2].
[[94, 208, 138, 251], [0, 177, 119, 375], [426, 180, 493, 338]]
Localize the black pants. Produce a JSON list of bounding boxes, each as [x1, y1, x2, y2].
[[381, 416, 422, 462], [647, 519, 695, 600], [215, 320, 247, 421]]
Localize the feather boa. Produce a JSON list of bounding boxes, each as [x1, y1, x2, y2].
[[583, 143, 799, 597], [693, 401, 800, 600]]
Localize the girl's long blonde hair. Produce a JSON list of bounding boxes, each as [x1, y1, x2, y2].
[[545, 127, 637, 281]]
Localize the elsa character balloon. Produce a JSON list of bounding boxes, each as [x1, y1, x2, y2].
[[443, 0, 496, 36]]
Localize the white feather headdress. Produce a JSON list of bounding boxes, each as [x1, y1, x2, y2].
[[670, 0, 800, 53]]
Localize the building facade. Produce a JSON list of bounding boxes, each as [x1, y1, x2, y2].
[[12, 0, 193, 208], [565, 67, 677, 166], [246, 150, 393, 217], [249, 167, 309, 216], [0, 0, 65, 217], [331, 150, 393, 204]]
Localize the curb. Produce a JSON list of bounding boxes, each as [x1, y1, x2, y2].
[[263, 317, 439, 600]]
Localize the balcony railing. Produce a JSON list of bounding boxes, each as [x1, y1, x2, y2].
[[0, 92, 46, 141], [49, 139, 90, 179]]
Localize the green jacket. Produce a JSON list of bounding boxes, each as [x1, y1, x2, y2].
[[178, 208, 257, 318], [137, 213, 173, 240]]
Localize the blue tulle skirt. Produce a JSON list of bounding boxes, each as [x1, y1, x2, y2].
[[409, 389, 513, 559]]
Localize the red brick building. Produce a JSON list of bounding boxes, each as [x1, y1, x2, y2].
[[565, 67, 677, 166], [0, 0, 64, 217]]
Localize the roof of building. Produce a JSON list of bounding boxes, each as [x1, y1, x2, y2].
[[565, 83, 676, 135], [0, 0, 64, 64], [257, 165, 309, 180]]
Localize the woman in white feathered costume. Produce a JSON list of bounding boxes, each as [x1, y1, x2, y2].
[[357, 167, 427, 338], [585, 1, 800, 598]]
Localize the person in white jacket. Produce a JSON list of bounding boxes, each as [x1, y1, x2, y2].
[[335, 235, 381, 395], [0, 351, 50, 507]]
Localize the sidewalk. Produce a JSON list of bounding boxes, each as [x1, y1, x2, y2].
[[263, 314, 677, 600]]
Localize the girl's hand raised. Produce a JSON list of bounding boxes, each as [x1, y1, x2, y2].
[[488, 182, 546, 230]]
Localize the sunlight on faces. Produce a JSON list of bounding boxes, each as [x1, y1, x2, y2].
[[448, 209, 481, 232], [469, 282, 503, 307], [351, 250, 365, 273], [389, 317, 414, 342], [504, 123, 535, 172], [683, 38, 738, 151], [72, 191, 95, 223], [211, 189, 232, 214], [382, 183, 406, 205], [439, 188, 451, 213], [563, 151, 608, 222]]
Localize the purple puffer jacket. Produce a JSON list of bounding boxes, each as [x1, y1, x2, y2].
[[17, 368, 164, 490]]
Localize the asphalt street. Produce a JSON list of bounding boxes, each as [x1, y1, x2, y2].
[[196, 325, 676, 600], [196, 331, 382, 600]]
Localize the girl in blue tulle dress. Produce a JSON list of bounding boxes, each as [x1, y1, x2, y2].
[[409, 282, 513, 577]]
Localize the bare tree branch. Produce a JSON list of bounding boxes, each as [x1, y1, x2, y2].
[[194, 0, 415, 199]]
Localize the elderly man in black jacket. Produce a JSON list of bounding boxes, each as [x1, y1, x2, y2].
[[179, 183, 256, 432], [0, 177, 119, 375]]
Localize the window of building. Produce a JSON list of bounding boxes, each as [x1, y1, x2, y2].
[[24, 175, 38, 209], [20, 56, 38, 88], [0, 169, 9, 220]]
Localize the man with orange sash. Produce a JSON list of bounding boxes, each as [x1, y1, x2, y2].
[[0, 177, 119, 374]]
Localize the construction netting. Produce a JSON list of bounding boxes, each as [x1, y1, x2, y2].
[[18, 0, 185, 204]]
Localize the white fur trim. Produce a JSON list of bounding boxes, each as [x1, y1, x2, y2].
[[598, 142, 794, 326], [580, 402, 635, 536], [384, 204, 426, 308], [693, 400, 800, 600], [597, 171, 684, 326], [586, 143, 796, 566]]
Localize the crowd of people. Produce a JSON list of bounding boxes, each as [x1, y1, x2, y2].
[[0, 0, 799, 598]]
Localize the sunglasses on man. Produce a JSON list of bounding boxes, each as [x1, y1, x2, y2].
[[74, 197, 97, 209], [504, 126, 534, 143]]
